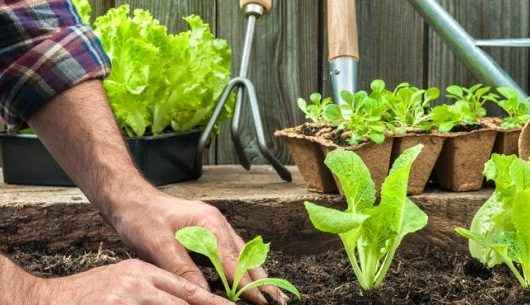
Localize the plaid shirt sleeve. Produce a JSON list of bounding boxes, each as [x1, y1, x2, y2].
[[0, 0, 111, 130]]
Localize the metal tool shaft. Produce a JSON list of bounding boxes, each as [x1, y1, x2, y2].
[[407, 0, 527, 99], [231, 9, 259, 169]]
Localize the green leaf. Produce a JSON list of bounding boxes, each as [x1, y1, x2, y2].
[[323, 104, 344, 124], [72, 0, 92, 24], [324, 150, 376, 212], [370, 80, 386, 93], [175, 227, 230, 295], [95, 8, 232, 136], [304, 202, 369, 234], [513, 190, 530, 271], [236, 278, 301, 300], [447, 85, 464, 98], [233, 236, 270, 292]]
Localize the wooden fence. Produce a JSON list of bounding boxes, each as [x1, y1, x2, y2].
[[89, 0, 530, 165]]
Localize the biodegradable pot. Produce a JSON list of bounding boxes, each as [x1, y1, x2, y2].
[[519, 121, 530, 161], [434, 128, 497, 192], [492, 128, 522, 156], [391, 134, 445, 195], [320, 138, 394, 193], [0, 131, 203, 187], [275, 129, 337, 193]]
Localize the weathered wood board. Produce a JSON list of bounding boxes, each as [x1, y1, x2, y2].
[[0, 166, 491, 255]]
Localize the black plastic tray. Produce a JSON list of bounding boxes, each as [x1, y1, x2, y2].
[[0, 130, 203, 186]]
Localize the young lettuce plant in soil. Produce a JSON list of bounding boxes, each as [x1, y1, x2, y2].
[[494, 87, 530, 129], [456, 154, 530, 288], [175, 226, 301, 302], [325, 89, 388, 145], [383, 82, 440, 134], [431, 84, 498, 133], [297, 93, 334, 124], [305, 144, 429, 290], [430, 84, 498, 192], [94, 5, 233, 137]]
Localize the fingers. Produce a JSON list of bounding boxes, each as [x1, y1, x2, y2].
[[144, 263, 235, 305], [153, 240, 211, 291], [146, 290, 191, 305], [213, 221, 268, 305], [229, 228, 289, 305]]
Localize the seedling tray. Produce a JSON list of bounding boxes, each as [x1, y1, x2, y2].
[[434, 128, 497, 192], [0, 130, 203, 186], [392, 133, 445, 195]]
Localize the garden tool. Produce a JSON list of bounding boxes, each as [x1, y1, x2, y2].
[[328, 0, 359, 109], [197, 0, 292, 182]]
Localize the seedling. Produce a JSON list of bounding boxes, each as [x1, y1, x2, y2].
[[456, 154, 530, 288], [175, 227, 300, 301], [384, 82, 440, 134], [431, 84, 498, 132], [305, 144, 428, 290], [297, 93, 334, 123], [324, 89, 388, 145], [494, 87, 530, 129]]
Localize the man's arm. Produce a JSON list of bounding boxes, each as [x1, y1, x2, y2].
[[25, 80, 286, 304]]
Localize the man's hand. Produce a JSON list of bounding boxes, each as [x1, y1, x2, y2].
[[33, 259, 235, 305], [27, 81, 288, 304], [111, 192, 289, 305]]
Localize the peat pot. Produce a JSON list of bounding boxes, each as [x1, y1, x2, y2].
[[492, 128, 522, 156], [391, 133, 445, 195], [0, 130, 203, 187], [321, 137, 394, 194], [434, 128, 497, 192], [275, 129, 337, 193], [521, 122, 530, 160]]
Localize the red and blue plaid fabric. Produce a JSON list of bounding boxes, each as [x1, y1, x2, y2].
[[0, 0, 110, 130]]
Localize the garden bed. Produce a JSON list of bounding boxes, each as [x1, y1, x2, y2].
[[10, 244, 530, 305]]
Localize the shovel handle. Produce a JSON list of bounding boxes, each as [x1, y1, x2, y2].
[[240, 0, 272, 14], [327, 0, 359, 60]]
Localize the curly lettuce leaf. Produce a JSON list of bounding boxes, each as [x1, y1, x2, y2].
[[93, 6, 232, 137]]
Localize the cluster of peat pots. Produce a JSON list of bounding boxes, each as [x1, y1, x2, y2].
[[276, 81, 530, 195]]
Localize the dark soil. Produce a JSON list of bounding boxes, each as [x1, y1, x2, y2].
[[450, 124, 484, 133], [9, 244, 530, 305], [297, 123, 354, 147]]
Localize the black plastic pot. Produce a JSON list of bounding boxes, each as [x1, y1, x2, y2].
[[0, 130, 203, 187]]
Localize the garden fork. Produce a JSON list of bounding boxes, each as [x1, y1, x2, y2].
[[197, 0, 292, 182]]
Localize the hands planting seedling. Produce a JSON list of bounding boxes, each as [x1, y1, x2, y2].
[[456, 154, 530, 288], [305, 144, 429, 290], [175, 226, 300, 301]]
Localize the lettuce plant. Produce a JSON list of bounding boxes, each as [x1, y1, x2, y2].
[[91, 5, 232, 137], [431, 84, 498, 132], [175, 226, 300, 301], [72, 0, 92, 24], [456, 154, 530, 288], [297, 93, 334, 123], [494, 87, 530, 129], [305, 144, 428, 290], [323, 89, 388, 145], [384, 82, 440, 134]]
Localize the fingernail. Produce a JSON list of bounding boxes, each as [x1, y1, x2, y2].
[[257, 292, 269, 305]]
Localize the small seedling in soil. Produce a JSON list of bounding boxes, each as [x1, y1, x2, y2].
[[297, 93, 334, 124], [431, 84, 498, 132], [494, 87, 530, 129], [175, 226, 301, 301], [305, 144, 428, 290], [383, 81, 440, 134], [456, 154, 530, 288], [326, 89, 388, 145]]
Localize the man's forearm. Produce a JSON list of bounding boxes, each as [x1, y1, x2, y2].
[[27, 80, 157, 224], [0, 255, 41, 305]]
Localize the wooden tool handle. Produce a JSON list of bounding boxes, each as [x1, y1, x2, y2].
[[240, 0, 272, 13], [327, 0, 359, 60]]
